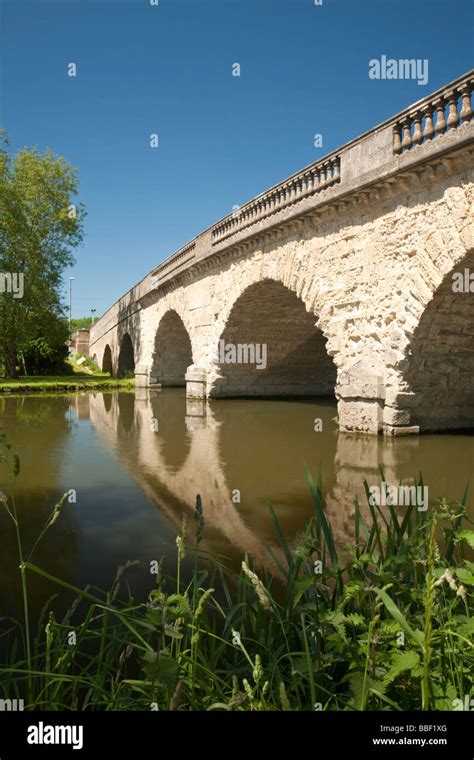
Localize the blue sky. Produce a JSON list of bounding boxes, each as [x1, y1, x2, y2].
[[0, 0, 472, 318]]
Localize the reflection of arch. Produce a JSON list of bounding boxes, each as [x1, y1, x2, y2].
[[215, 396, 337, 538], [216, 279, 337, 397], [118, 392, 135, 432], [117, 334, 135, 378], [102, 344, 113, 375], [103, 392, 112, 413], [88, 391, 287, 573], [152, 310, 193, 386], [149, 389, 190, 470], [403, 250, 474, 431]]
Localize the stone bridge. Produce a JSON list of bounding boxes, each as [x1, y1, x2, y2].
[[89, 70, 474, 434]]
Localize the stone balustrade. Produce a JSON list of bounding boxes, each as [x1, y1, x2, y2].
[[141, 69, 473, 288], [150, 241, 196, 286], [392, 70, 473, 154], [211, 155, 341, 244]]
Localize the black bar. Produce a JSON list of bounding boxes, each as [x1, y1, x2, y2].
[[0, 711, 471, 757]]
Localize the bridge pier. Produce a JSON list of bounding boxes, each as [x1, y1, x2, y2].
[[185, 364, 229, 399], [337, 397, 420, 436], [336, 365, 384, 435], [134, 364, 162, 389], [382, 391, 420, 436], [336, 365, 420, 435]]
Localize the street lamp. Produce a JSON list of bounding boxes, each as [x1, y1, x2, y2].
[[69, 277, 75, 336], [91, 308, 97, 327]]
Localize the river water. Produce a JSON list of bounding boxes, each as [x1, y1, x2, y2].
[[0, 389, 472, 616]]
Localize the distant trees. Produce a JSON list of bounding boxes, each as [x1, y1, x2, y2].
[[0, 130, 85, 377], [70, 317, 95, 332]]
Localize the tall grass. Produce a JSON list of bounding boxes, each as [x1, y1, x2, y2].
[[0, 431, 472, 711]]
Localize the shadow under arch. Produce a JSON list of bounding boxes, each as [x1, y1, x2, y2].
[[102, 344, 113, 375], [117, 333, 135, 378], [152, 310, 193, 386], [402, 250, 474, 431], [216, 279, 337, 397]]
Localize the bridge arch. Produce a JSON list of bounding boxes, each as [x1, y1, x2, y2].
[[151, 310, 193, 386], [212, 278, 337, 397], [400, 248, 474, 431], [117, 333, 135, 378], [102, 344, 113, 375]]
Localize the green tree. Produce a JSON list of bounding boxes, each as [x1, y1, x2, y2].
[[70, 316, 94, 332], [21, 313, 71, 375], [0, 131, 85, 377]]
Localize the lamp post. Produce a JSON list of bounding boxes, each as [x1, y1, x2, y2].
[[91, 308, 96, 327], [68, 276, 75, 338]]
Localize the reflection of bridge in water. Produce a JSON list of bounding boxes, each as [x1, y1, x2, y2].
[[87, 390, 473, 573]]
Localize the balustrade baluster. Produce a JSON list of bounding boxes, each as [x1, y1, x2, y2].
[[401, 116, 412, 150], [411, 111, 423, 145], [433, 97, 446, 135], [325, 161, 332, 185], [393, 124, 402, 153], [459, 82, 473, 122], [446, 90, 460, 129], [421, 104, 434, 141]]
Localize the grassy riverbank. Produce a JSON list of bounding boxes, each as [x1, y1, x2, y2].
[[0, 374, 134, 394], [0, 432, 472, 711]]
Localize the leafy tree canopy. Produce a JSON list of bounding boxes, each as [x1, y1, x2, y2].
[[0, 130, 86, 376]]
